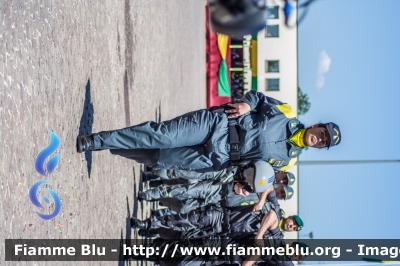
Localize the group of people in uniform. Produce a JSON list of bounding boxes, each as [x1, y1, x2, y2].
[[77, 90, 342, 265]]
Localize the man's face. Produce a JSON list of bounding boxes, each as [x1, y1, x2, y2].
[[274, 185, 286, 200], [274, 171, 288, 186], [304, 125, 330, 148], [283, 217, 298, 231], [233, 183, 252, 197]]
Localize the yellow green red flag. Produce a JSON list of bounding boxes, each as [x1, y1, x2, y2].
[[217, 33, 229, 59]]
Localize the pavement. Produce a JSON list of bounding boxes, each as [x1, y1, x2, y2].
[[0, 1, 206, 265]]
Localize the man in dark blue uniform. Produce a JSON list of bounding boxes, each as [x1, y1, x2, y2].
[[127, 238, 308, 266], [77, 90, 341, 173], [139, 181, 296, 236], [130, 200, 303, 240], [139, 178, 293, 213], [142, 167, 295, 188]]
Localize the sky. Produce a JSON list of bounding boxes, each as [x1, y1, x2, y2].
[[298, 0, 400, 243]]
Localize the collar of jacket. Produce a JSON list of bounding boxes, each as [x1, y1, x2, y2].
[[286, 118, 305, 158]]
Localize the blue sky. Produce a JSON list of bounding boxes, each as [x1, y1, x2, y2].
[[298, 0, 400, 244]]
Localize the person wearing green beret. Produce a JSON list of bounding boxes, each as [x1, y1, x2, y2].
[[278, 212, 303, 232], [290, 215, 304, 231], [241, 212, 305, 266]]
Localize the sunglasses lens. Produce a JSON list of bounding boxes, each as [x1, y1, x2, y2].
[[242, 167, 255, 180]]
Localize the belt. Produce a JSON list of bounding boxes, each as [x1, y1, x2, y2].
[[222, 208, 231, 233], [200, 204, 231, 234], [228, 120, 241, 165], [209, 104, 241, 165], [219, 183, 229, 207]]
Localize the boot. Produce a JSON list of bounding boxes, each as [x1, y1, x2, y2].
[[151, 208, 171, 217], [130, 217, 148, 229], [137, 191, 148, 201], [142, 172, 159, 182], [149, 180, 163, 188], [138, 229, 159, 238], [76, 134, 94, 153]]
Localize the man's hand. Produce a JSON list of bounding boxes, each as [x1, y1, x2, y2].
[[242, 236, 264, 266], [254, 235, 264, 249], [252, 201, 264, 213], [253, 187, 272, 212], [234, 183, 250, 197], [224, 102, 251, 118]]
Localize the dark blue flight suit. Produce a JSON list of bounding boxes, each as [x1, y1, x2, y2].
[[150, 167, 235, 182], [148, 201, 278, 240], [144, 179, 265, 213], [131, 232, 289, 266]]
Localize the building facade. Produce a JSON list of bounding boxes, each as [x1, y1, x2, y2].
[[259, 3, 299, 240]]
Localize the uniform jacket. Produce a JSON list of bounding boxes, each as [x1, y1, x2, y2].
[[237, 90, 305, 171]]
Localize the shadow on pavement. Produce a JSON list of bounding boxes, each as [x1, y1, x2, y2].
[[119, 196, 132, 266], [132, 166, 139, 223], [119, 101, 164, 265], [78, 79, 94, 178]]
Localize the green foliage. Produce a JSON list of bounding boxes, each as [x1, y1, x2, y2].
[[298, 87, 311, 116]]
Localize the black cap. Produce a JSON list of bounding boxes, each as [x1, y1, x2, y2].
[[324, 122, 341, 149], [208, 0, 269, 37]]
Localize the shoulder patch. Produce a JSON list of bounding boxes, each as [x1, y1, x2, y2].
[[279, 157, 298, 172], [272, 160, 284, 167], [276, 103, 296, 119]]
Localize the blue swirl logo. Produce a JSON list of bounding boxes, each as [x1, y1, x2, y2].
[[29, 180, 62, 220], [35, 130, 60, 176], [30, 130, 62, 220]]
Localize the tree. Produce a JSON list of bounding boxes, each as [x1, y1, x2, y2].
[[297, 87, 311, 115]]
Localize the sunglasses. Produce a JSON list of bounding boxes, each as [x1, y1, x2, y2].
[[241, 182, 254, 193]]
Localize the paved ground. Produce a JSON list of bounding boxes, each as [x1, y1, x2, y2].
[[0, 1, 206, 265]]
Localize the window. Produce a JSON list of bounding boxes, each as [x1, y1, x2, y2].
[[267, 6, 279, 19], [265, 25, 279, 37], [266, 79, 280, 91], [265, 60, 279, 73]]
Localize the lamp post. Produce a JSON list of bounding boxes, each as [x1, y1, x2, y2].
[[299, 231, 313, 239]]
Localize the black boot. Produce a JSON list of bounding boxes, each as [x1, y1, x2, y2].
[[138, 229, 159, 238], [137, 191, 148, 201], [130, 217, 148, 229], [76, 134, 94, 153], [143, 165, 153, 172], [142, 172, 159, 182], [151, 208, 171, 217], [149, 180, 163, 188]]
